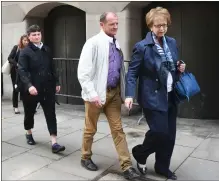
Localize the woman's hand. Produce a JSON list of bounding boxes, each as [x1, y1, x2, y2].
[[56, 86, 61, 93], [177, 61, 186, 73], [125, 98, 133, 110]]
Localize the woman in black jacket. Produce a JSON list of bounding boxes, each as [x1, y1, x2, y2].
[[8, 34, 29, 114]]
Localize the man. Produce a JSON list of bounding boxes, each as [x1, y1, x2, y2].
[[18, 25, 65, 153], [77, 12, 140, 179]]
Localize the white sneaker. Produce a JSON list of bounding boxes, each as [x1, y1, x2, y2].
[[14, 108, 20, 114]]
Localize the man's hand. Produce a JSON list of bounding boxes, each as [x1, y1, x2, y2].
[[28, 86, 38, 96], [90, 96, 102, 108], [125, 98, 133, 110], [56, 86, 61, 93]]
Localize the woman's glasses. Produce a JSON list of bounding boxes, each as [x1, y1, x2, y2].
[[153, 24, 168, 29]]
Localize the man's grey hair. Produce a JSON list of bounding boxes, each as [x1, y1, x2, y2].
[[99, 12, 117, 23]]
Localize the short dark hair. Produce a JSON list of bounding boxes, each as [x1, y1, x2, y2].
[[100, 12, 117, 23], [27, 24, 41, 35]]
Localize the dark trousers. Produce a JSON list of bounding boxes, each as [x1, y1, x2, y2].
[[11, 69, 19, 108], [132, 91, 177, 174], [22, 90, 57, 136]]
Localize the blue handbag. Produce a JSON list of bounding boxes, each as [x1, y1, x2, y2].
[[174, 72, 200, 102]]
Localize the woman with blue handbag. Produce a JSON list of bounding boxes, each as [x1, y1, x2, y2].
[[125, 7, 186, 180]]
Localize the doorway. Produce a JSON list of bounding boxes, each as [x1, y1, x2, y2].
[[142, 2, 219, 119], [44, 5, 86, 104]]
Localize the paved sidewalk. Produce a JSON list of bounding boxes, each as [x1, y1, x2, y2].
[[1, 99, 219, 180]]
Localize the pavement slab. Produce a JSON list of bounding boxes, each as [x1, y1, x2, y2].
[[2, 123, 26, 141], [191, 137, 219, 162], [209, 133, 219, 138], [2, 152, 53, 180], [48, 151, 116, 180], [2, 142, 29, 161], [28, 130, 107, 160], [175, 157, 219, 180], [20, 167, 86, 180], [109, 145, 194, 181], [7, 127, 67, 149], [175, 130, 205, 148], [2, 100, 219, 181]]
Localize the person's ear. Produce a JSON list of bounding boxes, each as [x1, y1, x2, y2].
[[100, 22, 104, 28]]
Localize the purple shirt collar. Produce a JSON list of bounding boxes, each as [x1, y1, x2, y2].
[[100, 30, 121, 50]]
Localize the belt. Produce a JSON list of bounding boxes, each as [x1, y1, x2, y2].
[[107, 86, 117, 92]]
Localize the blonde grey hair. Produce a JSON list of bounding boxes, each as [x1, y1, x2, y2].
[[145, 7, 171, 28]]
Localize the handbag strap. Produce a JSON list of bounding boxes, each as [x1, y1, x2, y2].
[[16, 46, 19, 53], [14, 46, 19, 60]]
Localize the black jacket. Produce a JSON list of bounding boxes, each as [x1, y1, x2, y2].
[[8, 45, 19, 73], [18, 42, 60, 93]]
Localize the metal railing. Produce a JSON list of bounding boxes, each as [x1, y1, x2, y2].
[[53, 58, 133, 100], [53, 58, 143, 123]]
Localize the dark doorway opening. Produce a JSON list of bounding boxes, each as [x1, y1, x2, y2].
[[44, 5, 86, 105], [142, 2, 219, 119]]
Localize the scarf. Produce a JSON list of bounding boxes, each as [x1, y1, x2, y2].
[[152, 32, 176, 85]]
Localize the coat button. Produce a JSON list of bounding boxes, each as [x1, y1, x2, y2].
[[155, 90, 158, 93]]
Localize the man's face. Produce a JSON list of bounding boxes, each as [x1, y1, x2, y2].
[[28, 31, 42, 44], [100, 13, 118, 37]]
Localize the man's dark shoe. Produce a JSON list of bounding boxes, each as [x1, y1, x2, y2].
[[52, 143, 65, 153], [25, 134, 36, 145], [81, 159, 98, 171], [137, 163, 147, 175], [123, 167, 140, 180], [155, 168, 177, 180]]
